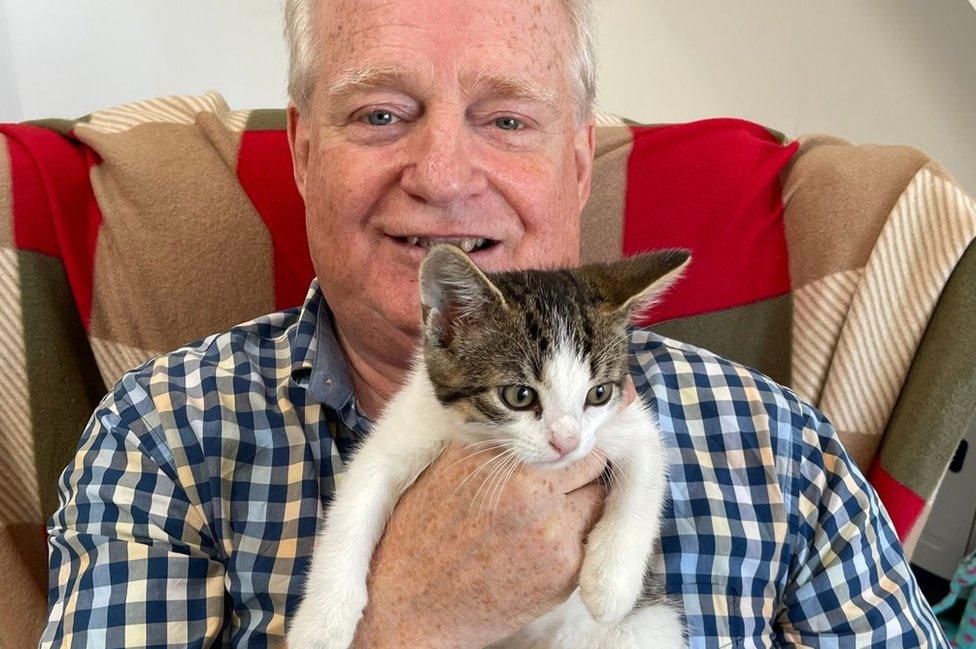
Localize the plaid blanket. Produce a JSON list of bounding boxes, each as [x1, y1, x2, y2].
[[1, 90, 974, 648]]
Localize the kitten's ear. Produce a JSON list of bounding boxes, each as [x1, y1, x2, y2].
[[419, 245, 507, 346], [582, 249, 691, 321]]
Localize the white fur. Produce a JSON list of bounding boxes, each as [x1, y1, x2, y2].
[[287, 345, 685, 648]]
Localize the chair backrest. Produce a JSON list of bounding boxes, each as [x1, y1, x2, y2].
[[2, 91, 974, 647]]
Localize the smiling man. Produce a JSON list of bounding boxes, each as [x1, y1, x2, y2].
[[40, 0, 948, 647], [289, 0, 592, 424]]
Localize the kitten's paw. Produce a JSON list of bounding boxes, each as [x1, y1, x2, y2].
[[620, 604, 687, 648], [287, 586, 368, 648], [579, 552, 642, 624]]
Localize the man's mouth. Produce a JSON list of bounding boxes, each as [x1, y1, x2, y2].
[[393, 236, 497, 254]]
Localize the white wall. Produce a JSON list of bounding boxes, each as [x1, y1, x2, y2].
[[0, 0, 289, 122], [0, 0, 974, 192], [0, 0, 22, 121], [594, 0, 976, 194]]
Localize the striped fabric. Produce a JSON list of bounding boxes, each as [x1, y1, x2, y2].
[[782, 139, 976, 546], [0, 246, 41, 526], [1, 92, 974, 647], [83, 89, 251, 135], [820, 167, 976, 444], [790, 268, 861, 404]]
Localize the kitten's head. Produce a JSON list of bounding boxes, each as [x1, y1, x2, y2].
[[419, 245, 690, 470]]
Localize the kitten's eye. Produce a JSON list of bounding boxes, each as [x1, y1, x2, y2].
[[493, 116, 524, 131], [500, 385, 538, 410], [586, 382, 614, 406], [362, 109, 398, 126]]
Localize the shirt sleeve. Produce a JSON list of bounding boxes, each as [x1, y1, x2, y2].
[[40, 400, 226, 648], [776, 409, 949, 648]]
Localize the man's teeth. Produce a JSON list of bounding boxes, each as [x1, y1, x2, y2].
[[405, 237, 487, 252]]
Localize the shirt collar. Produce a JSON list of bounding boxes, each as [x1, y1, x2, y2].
[[290, 279, 358, 417]]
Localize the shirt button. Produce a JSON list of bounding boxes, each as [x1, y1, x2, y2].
[[325, 377, 334, 385]]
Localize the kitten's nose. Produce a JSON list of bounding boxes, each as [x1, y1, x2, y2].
[[548, 417, 580, 457]]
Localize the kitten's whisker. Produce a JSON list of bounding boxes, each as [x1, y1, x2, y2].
[[484, 452, 517, 520], [588, 445, 629, 491], [582, 450, 608, 478], [447, 441, 510, 470], [460, 447, 515, 503], [490, 454, 523, 520], [473, 449, 518, 518], [476, 450, 518, 516], [607, 460, 631, 490], [462, 438, 512, 448], [453, 448, 512, 497], [488, 455, 521, 521], [605, 463, 620, 491]]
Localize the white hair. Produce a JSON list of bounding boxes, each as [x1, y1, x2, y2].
[[283, 0, 596, 122]]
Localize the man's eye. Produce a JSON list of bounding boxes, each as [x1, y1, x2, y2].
[[362, 109, 398, 126], [493, 116, 524, 131]]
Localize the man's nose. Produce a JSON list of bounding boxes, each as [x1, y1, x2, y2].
[[548, 416, 580, 457], [400, 111, 485, 206]]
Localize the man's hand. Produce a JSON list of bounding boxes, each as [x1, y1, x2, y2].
[[352, 443, 607, 648], [353, 378, 638, 648]]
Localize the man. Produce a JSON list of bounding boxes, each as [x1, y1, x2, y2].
[[41, 0, 947, 646]]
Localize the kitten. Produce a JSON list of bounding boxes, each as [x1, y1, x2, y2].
[[288, 245, 690, 648]]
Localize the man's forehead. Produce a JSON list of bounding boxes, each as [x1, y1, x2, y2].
[[315, 0, 573, 97]]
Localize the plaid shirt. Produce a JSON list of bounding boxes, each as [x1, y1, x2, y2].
[[41, 280, 947, 648]]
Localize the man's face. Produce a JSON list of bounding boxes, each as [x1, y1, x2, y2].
[[288, 0, 595, 343]]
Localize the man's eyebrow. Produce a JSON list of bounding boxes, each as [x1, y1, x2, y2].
[[464, 71, 558, 108], [323, 65, 419, 99], [323, 65, 558, 108]]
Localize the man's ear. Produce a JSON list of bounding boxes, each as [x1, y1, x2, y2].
[[419, 245, 507, 347], [574, 120, 596, 208], [579, 250, 692, 322], [286, 103, 310, 201]]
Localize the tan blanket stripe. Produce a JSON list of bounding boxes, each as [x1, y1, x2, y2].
[[819, 165, 976, 445], [783, 135, 929, 288], [80, 121, 276, 358], [580, 125, 632, 264], [0, 134, 12, 249], [790, 269, 862, 405], [593, 110, 628, 127], [81, 89, 250, 135], [90, 337, 161, 388]]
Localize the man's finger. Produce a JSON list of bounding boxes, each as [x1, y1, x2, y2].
[[562, 482, 606, 534]]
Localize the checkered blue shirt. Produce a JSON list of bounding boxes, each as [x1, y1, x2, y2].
[[41, 280, 947, 648]]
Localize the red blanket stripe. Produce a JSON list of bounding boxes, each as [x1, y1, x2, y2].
[[1, 124, 102, 328], [868, 458, 925, 541], [624, 118, 798, 324], [236, 130, 315, 310]]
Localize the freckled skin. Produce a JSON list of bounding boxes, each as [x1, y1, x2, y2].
[[358, 443, 609, 647]]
